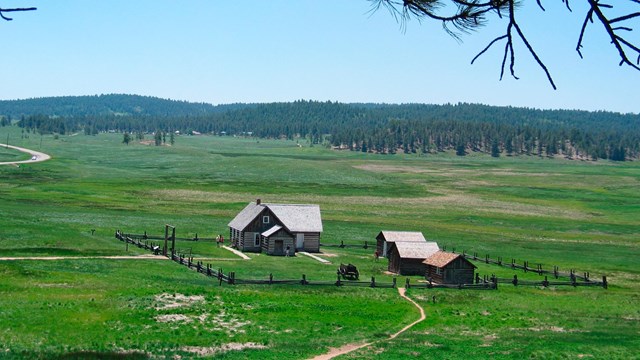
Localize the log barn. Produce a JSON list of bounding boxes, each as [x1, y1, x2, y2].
[[387, 241, 440, 275], [228, 199, 323, 255], [376, 231, 427, 257], [423, 251, 476, 284]]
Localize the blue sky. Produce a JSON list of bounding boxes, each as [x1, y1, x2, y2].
[[2, 0, 638, 113]]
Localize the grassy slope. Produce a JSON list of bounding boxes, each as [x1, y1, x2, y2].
[[0, 126, 638, 359]]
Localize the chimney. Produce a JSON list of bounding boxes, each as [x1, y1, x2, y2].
[[256, 198, 261, 205]]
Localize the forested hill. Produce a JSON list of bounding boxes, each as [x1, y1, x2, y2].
[[0, 94, 250, 117], [1, 95, 638, 161]]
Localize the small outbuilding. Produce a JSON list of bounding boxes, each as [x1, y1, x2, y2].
[[387, 241, 440, 275], [376, 231, 427, 257], [423, 251, 476, 284], [228, 199, 323, 254]]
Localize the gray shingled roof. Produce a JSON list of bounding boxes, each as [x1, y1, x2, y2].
[[378, 231, 427, 243], [267, 204, 323, 232], [228, 203, 263, 230], [394, 241, 440, 259], [228, 202, 323, 233]]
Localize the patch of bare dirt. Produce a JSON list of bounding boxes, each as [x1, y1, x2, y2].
[[181, 342, 267, 356], [156, 314, 192, 323], [154, 293, 205, 310]]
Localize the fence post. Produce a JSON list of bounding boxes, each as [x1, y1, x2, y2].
[[554, 266, 559, 279], [543, 276, 549, 287], [524, 261, 528, 273], [512, 274, 518, 286], [269, 273, 273, 285], [301, 274, 307, 285], [475, 273, 480, 284], [511, 259, 515, 268], [340, 240, 344, 248], [405, 278, 410, 289], [370, 276, 376, 288], [485, 255, 489, 264], [364, 241, 368, 249], [602, 276, 608, 289], [336, 274, 341, 287], [491, 274, 498, 289], [392, 277, 397, 288], [498, 256, 503, 265]]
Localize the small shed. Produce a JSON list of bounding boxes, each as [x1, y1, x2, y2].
[[423, 251, 476, 284], [261, 225, 295, 256], [376, 231, 427, 257], [387, 241, 440, 276]]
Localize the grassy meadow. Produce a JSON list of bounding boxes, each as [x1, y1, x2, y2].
[[0, 126, 639, 359]]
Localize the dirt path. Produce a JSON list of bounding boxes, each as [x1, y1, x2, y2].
[[309, 287, 426, 360], [0, 144, 51, 165], [221, 245, 251, 260], [0, 254, 167, 261]]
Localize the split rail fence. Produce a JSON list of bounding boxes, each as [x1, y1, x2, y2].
[[115, 230, 495, 290], [442, 246, 608, 289]]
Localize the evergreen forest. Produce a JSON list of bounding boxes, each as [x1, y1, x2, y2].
[[1, 94, 638, 161]]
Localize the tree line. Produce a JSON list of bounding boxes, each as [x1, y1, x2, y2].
[[2, 96, 638, 161]]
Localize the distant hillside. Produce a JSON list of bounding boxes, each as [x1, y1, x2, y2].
[[1, 95, 638, 161], [0, 94, 249, 118]]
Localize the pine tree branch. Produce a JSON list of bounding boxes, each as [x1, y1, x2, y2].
[[0, 7, 37, 21]]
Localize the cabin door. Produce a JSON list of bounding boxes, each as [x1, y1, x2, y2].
[[296, 234, 304, 250], [274, 240, 284, 255]]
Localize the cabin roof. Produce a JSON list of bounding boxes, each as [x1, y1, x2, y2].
[[261, 225, 283, 238], [423, 251, 477, 268], [393, 241, 440, 259], [228, 203, 264, 230], [228, 202, 323, 233], [266, 204, 323, 232], [377, 231, 426, 243]]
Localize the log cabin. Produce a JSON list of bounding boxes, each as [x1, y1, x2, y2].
[[387, 241, 440, 275], [423, 251, 476, 284], [228, 199, 322, 255], [376, 231, 427, 257]]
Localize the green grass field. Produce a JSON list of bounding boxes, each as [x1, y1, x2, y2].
[[1, 126, 638, 359]]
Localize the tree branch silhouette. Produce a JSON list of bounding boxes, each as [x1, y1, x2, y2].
[[372, 0, 640, 88], [0, 6, 36, 21]]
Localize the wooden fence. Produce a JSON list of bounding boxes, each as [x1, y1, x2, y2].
[[115, 230, 495, 290], [116, 231, 606, 290], [320, 241, 372, 249], [117, 230, 217, 242]]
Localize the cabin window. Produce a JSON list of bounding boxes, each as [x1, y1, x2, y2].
[[436, 267, 442, 275], [254, 233, 260, 247], [263, 216, 270, 224]]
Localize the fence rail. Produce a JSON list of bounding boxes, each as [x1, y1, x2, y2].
[[117, 230, 217, 242], [442, 246, 606, 285], [115, 231, 605, 290]]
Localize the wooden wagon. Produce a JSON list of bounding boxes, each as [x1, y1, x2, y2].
[[338, 263, 359, 280]]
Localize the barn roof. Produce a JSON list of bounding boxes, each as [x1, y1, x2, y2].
[[261, 225, 283, 238], [377, 231, 426, 243], [423, 251, 477, 268], [394, 241, 440, 259], [228, 202, 323, 233]]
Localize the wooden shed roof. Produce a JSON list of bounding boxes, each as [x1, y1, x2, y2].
[[377, 231, 426, 243], [228, 202, 323, 233], [261, 225, 283, 238], [423, 251, 477, 268], [393, 241, 440, 259]]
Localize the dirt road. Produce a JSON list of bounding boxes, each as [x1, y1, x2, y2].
[[0, 144, 51, 165]]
